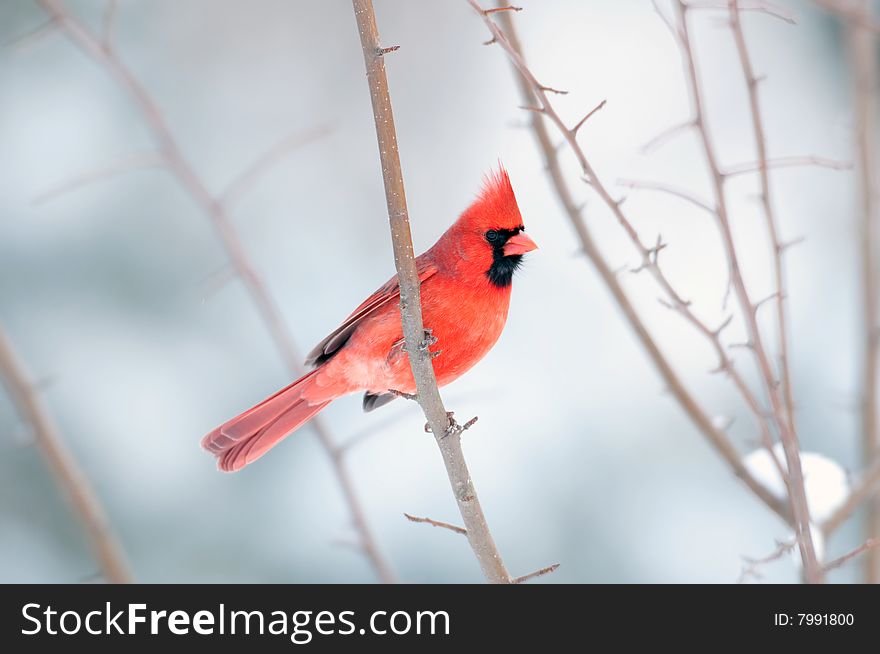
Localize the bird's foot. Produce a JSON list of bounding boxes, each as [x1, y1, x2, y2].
[[420, 328, 438, 348], [419, 329, 441, 360], [425, 412, 479, 439]]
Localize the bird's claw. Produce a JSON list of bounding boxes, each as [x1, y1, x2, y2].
[[420, 328, 439, 348], [419, 329, 440, 360]]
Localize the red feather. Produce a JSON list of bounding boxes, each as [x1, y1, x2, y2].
[[202, 167, 534, 470]]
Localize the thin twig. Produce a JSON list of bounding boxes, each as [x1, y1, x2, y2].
[[823, 538, 880, 572], [673, 0, 823, 582], [689, 0, 796, 24], [572, 99, 607, 134], [352, 0, 513, 584], [729, 0, 800, 521], [479, 0, 791, 522], [0, 324, 133, 583], [618, 177, 715, 214], [822, 456, 880, 534], [217, 126, 333, 209], [723, 155, 853, 177], [512, 563, 560, 584], [34, 152, 164, 205], [641, 118, 695, 153], [36, 0, 395, 584], [484, 5, 521, 14], [404, 513, 467, 535], [4, 18, 58, 51], [737, 538, 795, 583]]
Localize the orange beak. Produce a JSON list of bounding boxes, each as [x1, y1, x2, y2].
[[503, 232, 538, 257]]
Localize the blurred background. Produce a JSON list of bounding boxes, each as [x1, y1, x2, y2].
[[0, 0, 875, 583]]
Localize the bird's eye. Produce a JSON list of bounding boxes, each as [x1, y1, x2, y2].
[[486, 230, 499, 243]]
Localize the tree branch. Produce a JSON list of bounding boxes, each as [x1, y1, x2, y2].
[[352, 0, 512, 584], [33, 152, 164, 205], [477, 0, 792, 523], [847, 4, 880, 581], [729, 0, 801, 532], [36, 0, 395, 584], [822, 455, 880, 534], [617, 177, 716, 214], [4, 18, 58, 52], [217, 125, 333, 209], [404, 513, 467, 536], [512, 563, 560, 584], [641, 118, 695, 153], [737, 538, 795, 583], [673, 0, 823, 583], [0, 324, 132, 583], [689, 0, 796, 24], [723, 155, 852, 177], [824, 538, 880, 572]]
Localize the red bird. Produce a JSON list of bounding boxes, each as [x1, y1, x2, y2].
[[202, 169, 537, 471]]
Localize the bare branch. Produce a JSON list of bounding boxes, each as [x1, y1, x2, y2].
[[37, 0, 396, 584], [484, 5, 521, 14], [217, 125, 333, 209], [753, 291, 784, 315], [0, 324, 132, 583], [572, 99, 607, 134], [404, 513, 467, 535], [737, 539, 795, 583], [477, 0, 791, 523], [353, 0, 512, 584], [512, 563, 560, 584], [641, 118, 695, 154], [4, 19, 58, 52], [846, 0, 880, 583], [631, 234, 669, 274], [33, 152, 164, 205], [778, 236, 806, 253], [651, 0, 681, 40], [676, 0, 822, 581], [618, 178, 715, 214], [723, 155, 853, 178], [824, 538, 880, 572], [539, 84, 568, 95], [689, 0, 797, 24], [823, 452, 880, 534]]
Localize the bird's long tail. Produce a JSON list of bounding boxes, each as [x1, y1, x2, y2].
[[201, 369, 331, 472]]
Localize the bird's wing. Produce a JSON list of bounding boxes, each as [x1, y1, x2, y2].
[[304, 258, 439, 367]]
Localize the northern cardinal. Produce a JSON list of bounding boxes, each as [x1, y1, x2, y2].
[[202, 169, 537, 471]]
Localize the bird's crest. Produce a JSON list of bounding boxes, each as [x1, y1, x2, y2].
[[468, 165, 523, 231]]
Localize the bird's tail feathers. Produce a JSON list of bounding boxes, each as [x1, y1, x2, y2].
[[201, 369, 331, 472]]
